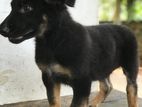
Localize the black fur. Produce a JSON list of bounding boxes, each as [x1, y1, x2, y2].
[[45, 0, 76, 7], [0, 0, 138, 107]]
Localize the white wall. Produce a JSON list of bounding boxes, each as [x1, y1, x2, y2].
[[0, 0, 99, 105], [69, 0, 99, 25]]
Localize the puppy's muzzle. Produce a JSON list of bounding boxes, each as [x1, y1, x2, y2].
[[0, 20, 10, 37]]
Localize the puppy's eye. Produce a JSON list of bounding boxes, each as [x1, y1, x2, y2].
[[20, 5, 33, 14]]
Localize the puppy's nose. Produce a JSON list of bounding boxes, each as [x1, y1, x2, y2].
[[0, 24, 10, 37]]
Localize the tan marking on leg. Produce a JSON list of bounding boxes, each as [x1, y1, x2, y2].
[[91, 78, 112, 107], [50, 83, 61, 107], [127, 84, 138, 107], [37, 63, 72, 77], [51, 64, 72, 77]]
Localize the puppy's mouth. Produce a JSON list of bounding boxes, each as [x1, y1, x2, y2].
[[8, 29, 36, 44]]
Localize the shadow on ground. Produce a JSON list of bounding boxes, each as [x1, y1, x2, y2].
[[0, 89, 141, 107]]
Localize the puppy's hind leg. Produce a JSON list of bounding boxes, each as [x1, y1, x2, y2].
[[90, 77, 113, 107], [121, 46, 139, 107], [123, 67, 138, 107], [121, 32, 139, 107]]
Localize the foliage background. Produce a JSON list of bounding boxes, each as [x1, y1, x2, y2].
[[99, 0, 142, 21]]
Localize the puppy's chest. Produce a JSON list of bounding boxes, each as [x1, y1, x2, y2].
[[35, 40, 72, 82], [37, 63, 72, 83], [35, 43, 55, 63]]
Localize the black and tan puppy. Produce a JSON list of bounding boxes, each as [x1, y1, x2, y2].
[[0, 0, 138, 107]]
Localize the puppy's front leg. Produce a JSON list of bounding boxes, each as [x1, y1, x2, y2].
[[42, 72, 61, 107], [71, 78, 91, 107]]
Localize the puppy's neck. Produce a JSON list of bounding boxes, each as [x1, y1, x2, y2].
[[36, 9, 73, 39]]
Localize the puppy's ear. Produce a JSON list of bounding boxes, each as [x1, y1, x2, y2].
[[45, 0, 76, 7]]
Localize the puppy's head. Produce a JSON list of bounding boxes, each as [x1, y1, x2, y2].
[[0, 0, 76, 44]]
